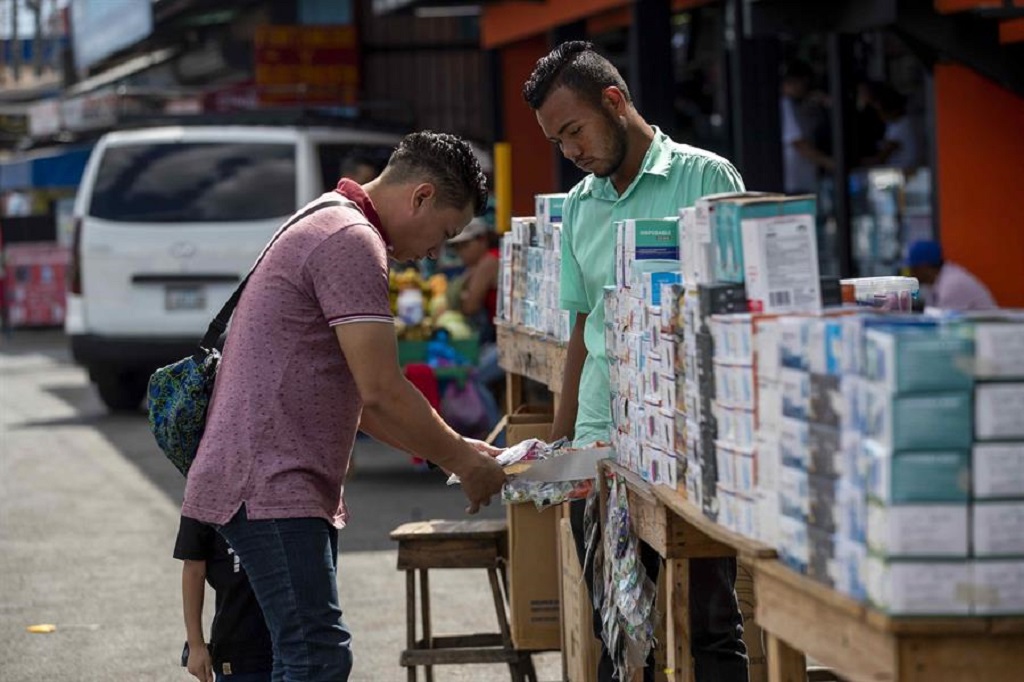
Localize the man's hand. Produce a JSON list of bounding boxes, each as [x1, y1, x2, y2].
[[456, 444, 507, 514], [464, 437, 504, 459], [186, 642, 213, 682]]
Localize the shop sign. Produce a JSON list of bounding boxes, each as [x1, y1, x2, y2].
[[28, 100, 62, 138], [60, 91, 119, 132], [254, 25, 359, 106]]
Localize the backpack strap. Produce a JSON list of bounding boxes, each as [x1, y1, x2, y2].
[[196, 198, 355, 356]]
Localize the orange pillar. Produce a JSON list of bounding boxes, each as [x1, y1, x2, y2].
[[500, 36, 557, 216], [934, 64, 1024, 308]]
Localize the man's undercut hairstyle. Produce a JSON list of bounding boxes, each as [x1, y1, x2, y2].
[[522, 40, 631, 111], [382, 132, 488, 215]]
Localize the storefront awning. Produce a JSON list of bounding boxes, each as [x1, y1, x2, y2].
[[372, 0, 511, 17], [0, 145, 93, 191]]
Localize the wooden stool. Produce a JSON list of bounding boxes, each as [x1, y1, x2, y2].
[[390, 519, 538, 682]]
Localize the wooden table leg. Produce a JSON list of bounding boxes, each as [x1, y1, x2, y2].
[[666, 558, 694, 682], [419, 569, 433, 682], [766, 633, 806, 682], [406, 570, 417, 682]]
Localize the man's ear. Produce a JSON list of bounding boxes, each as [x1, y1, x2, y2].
[[412, 182, 436, 212], [602, 86, 628, 117]]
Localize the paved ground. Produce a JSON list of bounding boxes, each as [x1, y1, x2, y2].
[[0, 330, 560, 681]]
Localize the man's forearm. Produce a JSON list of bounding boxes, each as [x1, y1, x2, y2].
[[359, 410, 408, 452], [362, 378, 470, 472], [551, 313, 588, 442], [182, 562, 206, 647]]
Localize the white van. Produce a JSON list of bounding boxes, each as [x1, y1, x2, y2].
[[66, 125, 403, 411]]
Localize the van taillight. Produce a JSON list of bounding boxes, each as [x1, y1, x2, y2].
[[69, 217, 83, 295]]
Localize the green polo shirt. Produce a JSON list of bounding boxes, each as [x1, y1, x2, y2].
[[560, 127, 744, 446]]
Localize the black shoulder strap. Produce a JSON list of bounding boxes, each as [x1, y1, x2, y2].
[[197, 197, 352, 353]]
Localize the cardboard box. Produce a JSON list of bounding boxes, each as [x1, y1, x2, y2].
[[973, 559, 1024, 615], [506, 410, 562, 651], [975, 383, 1024, 441], [967, 321, 1024, 380], [866, 503, 969, 558], [864, 328, 974, 393], [866, 443, 970, 504], [973, 443, 1024, 499], [560, 517, 600, 681], [973, 501, 1024, 557], [866, 558, 972, 616], [863, 387, 973, 450], [735, 199, 822, 314]]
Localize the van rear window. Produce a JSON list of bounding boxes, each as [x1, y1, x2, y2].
[[88, 142, 296, 222]]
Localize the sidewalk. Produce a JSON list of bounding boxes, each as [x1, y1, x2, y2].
[[0, 332, 560, 681]]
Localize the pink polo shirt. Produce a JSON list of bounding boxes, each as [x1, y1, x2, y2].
[[181, 181, 393, 528]]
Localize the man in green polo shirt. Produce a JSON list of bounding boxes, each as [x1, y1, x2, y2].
[[524, 41, 748, 682]]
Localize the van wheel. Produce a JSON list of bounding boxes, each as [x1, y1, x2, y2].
[[95, 371, 147, 413]]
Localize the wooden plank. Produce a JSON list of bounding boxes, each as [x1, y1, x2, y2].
[[423, 634, 505, 649], [400, 647, 522, 666], [765, 634, 806, 682], [866, 611, 988, 635], [603, 461, 755, 560], [390, 519, 508, 541], [496, 323, 568, 390], [990, 618, 1024, 635], [397, 538, 502, 570], [652, 483, 776, 560], [897, 633, 1024, 682], [665, 558, 694, 682], [755, 560, 898, 681]]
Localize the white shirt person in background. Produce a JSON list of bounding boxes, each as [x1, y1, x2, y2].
[[906, 240, 997, 311]]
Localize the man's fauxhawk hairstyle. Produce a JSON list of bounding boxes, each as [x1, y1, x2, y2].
[[382, 132, 489, 216], [522, 40, 631, 111]]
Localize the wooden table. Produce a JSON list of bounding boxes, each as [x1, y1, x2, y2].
[[598, 460, 777, 682], [754, 559, 1024, 682], [496, 323, 567, 406]]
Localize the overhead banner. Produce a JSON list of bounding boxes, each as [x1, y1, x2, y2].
[[253, 25, 360, 107]]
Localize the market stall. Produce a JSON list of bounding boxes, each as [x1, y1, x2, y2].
[[494, 190, 1024, 682]]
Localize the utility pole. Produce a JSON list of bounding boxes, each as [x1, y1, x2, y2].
[[27, 0, 41, 77], [11, 0, 21, 83]]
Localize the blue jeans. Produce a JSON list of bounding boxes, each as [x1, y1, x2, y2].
[[217, 506, 353, 682], [216, 672, 272, 682]]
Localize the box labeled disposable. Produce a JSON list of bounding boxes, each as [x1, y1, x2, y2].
[[781, 368, 810, 421], [863, 386, 972, 450], [973, 501, 1024, 557], [780, 464, 809, 521], [866, 503, 969, 558], [864, 328, 974, 393], [972, 559, 1024, 615], [616, 218, 679, 287], [969, 322, 1024, 379], [975, 383, 1024, 440], [534, 193, 566, 230], [973, 443, 1024, 499], [866, 444, 970, 504], [866, 559, 972, 616], [711, 193, 802, 284], [808, 424, 842, 478], [779, 514, 809, 573], [780, 417, 809, 470], [779, 316, 810, 370]]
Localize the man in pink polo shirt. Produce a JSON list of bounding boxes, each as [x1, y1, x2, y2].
[[181, 132, 505, 682]]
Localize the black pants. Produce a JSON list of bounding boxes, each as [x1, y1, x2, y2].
[[570, 499, 749, 682]]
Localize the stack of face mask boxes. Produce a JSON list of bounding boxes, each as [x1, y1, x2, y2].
[[497, 195, 571, 342], [964, 318, 1024, 616], [606, 219, 682, 487], [860, 323, 977, 616]]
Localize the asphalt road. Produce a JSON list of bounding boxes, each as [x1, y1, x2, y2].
[[0, 330, 559, 682]]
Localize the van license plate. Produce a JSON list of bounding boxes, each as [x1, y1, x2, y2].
[[165, 286, 205, 311]]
